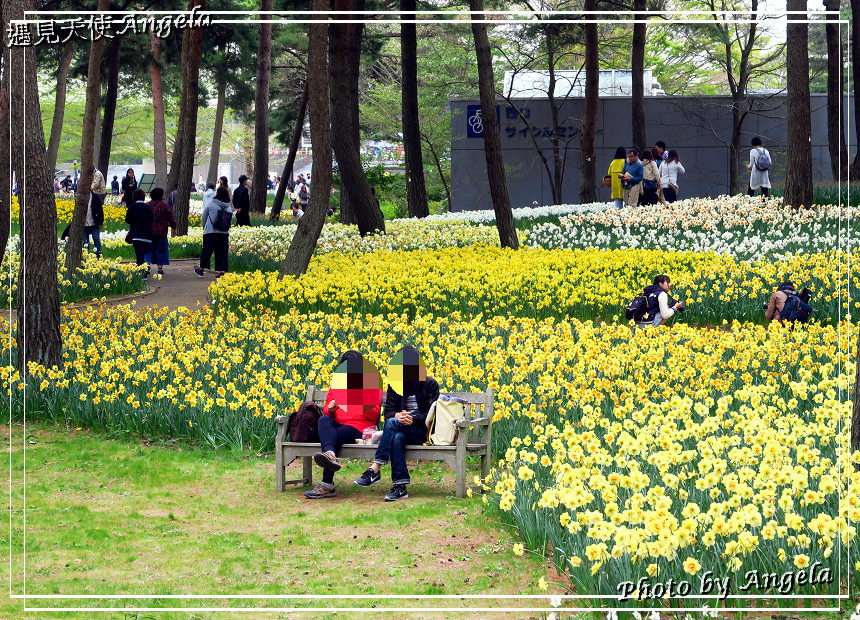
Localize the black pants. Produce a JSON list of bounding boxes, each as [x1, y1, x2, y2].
[[663, 187, 677, 203], [200, 233, 229, 272], [317, 415, 363, 484], [748, 186, 769, 198], [132, 240, 151, 266]]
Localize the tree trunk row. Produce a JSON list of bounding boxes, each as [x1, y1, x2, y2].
[[151, 32, 169, 191], [401, 0, 429, 218]]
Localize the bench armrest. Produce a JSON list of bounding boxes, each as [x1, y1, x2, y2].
[[455, 416, 492, 429], [275, 415, 289, 424]]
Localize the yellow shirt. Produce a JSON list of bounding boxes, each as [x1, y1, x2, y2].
[[608, 158, 625, 200]]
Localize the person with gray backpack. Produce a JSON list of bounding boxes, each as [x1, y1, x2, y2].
[[746, 136, 771, 198], [195, 186, 234, 279]]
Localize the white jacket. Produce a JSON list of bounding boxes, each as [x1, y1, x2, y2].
[[660, 161, 685, 188]]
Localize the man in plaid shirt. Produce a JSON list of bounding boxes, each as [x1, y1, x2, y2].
[[145, 188, 177, 277]]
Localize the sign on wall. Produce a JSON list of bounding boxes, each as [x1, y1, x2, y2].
[[466, 104, 501, 138]]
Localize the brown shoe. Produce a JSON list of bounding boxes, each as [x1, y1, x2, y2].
[[314, 451, 341, 473], [304, 483, 336, 499]]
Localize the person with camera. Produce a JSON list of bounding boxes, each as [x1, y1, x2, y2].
[[620, 147, 644, 208], [764, 281, 812, 324], [638, 274, 684, 328]]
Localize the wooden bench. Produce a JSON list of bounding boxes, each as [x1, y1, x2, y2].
[[274, 385, 494, 498]]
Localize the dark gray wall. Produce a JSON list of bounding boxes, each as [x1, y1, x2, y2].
[[450, 94, 855, 211]]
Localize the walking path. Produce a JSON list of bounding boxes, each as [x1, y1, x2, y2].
[[113, 258, 215, 311], [2, 259, 216, 325]]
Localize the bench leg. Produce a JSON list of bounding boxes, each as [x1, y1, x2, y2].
[[481, 453, 490, 485], [303, 456, 313, 486], [276, 460, 285, 492], [455, 458, 466, 499]]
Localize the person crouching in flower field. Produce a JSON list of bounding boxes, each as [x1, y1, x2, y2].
[[638, 274, 684, 329], [354, 346, 440, 502], [305, 351, 383, 499]]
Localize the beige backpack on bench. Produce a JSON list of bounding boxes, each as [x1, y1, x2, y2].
[[425, 394, 468, 446]]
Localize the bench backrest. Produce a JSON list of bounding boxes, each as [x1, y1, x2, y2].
[[305, 384, 495, 443]]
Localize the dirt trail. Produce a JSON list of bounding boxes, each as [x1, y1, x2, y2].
[[3, 258, 216, 324]]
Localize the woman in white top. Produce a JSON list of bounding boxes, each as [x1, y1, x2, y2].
[[746, 136, 771, 198], [660, 149, 686, 203]]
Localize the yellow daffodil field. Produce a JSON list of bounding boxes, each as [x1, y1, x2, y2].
[[12, 193, 857, 605], [211, 245, 854, 326], [0, 245, 145, 307]]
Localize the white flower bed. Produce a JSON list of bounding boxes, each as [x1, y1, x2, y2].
[[524, 195, 856, 261]]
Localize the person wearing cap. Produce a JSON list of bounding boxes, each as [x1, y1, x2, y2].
[[354, 346, 440, 501]]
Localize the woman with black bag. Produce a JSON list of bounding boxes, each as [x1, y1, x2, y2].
[[124, 189, 153, 278]]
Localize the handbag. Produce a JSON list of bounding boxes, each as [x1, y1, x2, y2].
[[602, 175, 612, 188], [642, 178, 658, 193]]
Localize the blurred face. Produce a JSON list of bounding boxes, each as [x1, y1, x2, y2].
[[627, 152, 638, 163], [659, 280, 671, 293]]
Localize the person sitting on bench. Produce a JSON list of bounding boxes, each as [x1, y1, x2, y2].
[[305, 350, 382, 499], [353, 346, 439, 502]]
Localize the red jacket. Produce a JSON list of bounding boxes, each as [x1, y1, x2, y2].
[[324, 389, 381, 432]]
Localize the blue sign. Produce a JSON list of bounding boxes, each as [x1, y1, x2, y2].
[[466, 104, 500, 138]]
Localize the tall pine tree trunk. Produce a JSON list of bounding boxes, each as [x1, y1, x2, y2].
[[546, 31, 563, 205], [329, 0, 384, 236], [251, 0, 273, 214], [784, 0, 813, 208], [65, 0, 111, 277], [824, 0, 847, 180], [272, 80, 309, 221], [852, 0, 860, 172], [401, 0, 429, 218], [280, 0, 332, 278], [151, 31, 168, 190], [631, 0, 647, 150], [46, 39, 76, 176], [0, 0, 12, 264], [729, 94, 744, 194], [337, 0, 365, 227], [207, 76, 226, 185], [97, 35, 122, 176], [579, 0, 598, 204], [171, 0, 206, 236], [470, 0, 518, 249], [9, 0, 65, 372]]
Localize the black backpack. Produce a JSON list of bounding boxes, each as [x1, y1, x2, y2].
[[625, 294, 649, 321], [780, 292, 813, 324], [210, 203, 232, 232], [286, 402, 324, 442]]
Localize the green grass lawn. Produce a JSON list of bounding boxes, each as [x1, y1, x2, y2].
[[4, 422, 564, 618]]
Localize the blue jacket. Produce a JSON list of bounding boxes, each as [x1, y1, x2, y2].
[[622, 160, 643, 188]]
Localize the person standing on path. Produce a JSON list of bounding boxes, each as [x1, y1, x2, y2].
[[607, 147, 626, 210], [111, 175, 120, 195], [146, 188, 177, 278], [83, 190, 104, 259], [125, 189, 153, 278], [203, 181, 216, 210], [746, 136, 771, 198], [91, 166, 107, 204], [232, 175, 251, 226], [121, 168, 138, 208], [660, 150, 685, 203], [620, 148, 644, 208], [195, 186, 234, 279]]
